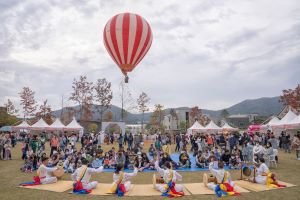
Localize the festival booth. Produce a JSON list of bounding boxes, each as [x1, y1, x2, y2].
[[284, 114, 300, 136], [267, 116, 280, 126], [187, 121, 205, 135], [222, 122, 238, 131], [47, 118, 66, 131], [271, 109, 298, 136], [221, 122, 238, 135], [30, 118, 50, 131], [12, 120, 31, 131], [202, 120, 222, 134], [64, 117, 84, 132]]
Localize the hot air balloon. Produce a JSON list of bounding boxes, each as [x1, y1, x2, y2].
[[103, 13, 153, 83]]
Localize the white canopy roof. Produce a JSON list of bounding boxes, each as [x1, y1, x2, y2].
[[188, 121, 205, 130], [275, 109, 298, 126], [204, 120, 222, 130], [13, 121, 30, 129], [65, 117, 83, 130], [267, 116, 280, 126], [222, 122, 238, 130], [187, 121, 205, 134], [48, 118, 66, 130], [286, 114, 300, 126], [30, 118, 50, 130]]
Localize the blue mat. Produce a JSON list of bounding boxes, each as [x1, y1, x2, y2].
[[101, 153, 235, 173]]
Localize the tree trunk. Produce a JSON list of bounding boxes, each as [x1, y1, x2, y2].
[[141, 111, 144, 134]]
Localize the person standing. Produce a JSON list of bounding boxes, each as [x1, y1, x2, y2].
[[292, 133, 300, 160], [128, 133, 133, 150], [50, 135, 59, 156], [123, 132, 128, 145], [175, 134, 181, 152], [118, 134, 123, 149]]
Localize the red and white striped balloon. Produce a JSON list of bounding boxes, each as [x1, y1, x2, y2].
[[103, 13, 153, 77]]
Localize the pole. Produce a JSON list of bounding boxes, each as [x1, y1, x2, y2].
[[60, 95, 64, 119], [121, 82, 124, 122]]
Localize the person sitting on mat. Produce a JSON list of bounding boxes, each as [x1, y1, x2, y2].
[[20, 156, 58, 186], [160, 152, 178, 169], [207, 157, 239, 197], [71, 158, 104, 193], [252, 157, 285, 188], [178, 150, 191, 168], [108, 163, 138, 196], [153, 156, 184, 197], [37, 156, 58, 184], [195, 152, 207, 168]]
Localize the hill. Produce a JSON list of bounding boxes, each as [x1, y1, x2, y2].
[[52, 96, 284, 123]]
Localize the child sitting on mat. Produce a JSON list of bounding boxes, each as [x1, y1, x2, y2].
[[109, 163, 138, 196]]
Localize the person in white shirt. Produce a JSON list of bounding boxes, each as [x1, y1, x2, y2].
[[37, 157, 58, 184], [253, 157, 269, 184], [71, 158, 104, 190], [253, 142, 265, 161], [154, 158, 184, 194], [207, 158, 235, 190]]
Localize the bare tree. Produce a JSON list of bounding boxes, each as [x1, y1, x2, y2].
[[94, 78, 113, 126], [137, 92, 150, 133], [36, 100, 52, 124], [119, 81, 137, 121], [4, 99, 18, 116], [19, 87, 37, 119], [69, 75, 94, 121]]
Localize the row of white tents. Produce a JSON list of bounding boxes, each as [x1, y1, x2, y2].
[[263, 108, 300, 129], [187, 120, 238, 134], [12, 117, 83, 131]]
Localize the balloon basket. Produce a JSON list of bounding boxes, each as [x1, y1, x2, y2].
[[125, 75, 129, 83]]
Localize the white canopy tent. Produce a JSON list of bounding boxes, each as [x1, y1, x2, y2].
[[65, 117, 84, 131], [30, 118, 50, 130], [187, 121, 205, 134], [13, 121, 30, 130], [273, 109, 298, 127], [203, 120, 222, 131], [286, 114, 300, 129], [267, 116, 280, 126], [222, 122, 238, 131], [48, 118, 66, 131]]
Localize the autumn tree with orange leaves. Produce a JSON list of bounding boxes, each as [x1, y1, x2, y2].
[[189, 106, 209, 126], [280, 84, 300, 113]]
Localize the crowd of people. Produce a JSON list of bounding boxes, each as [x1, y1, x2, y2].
[[0, 129, 299, 174]]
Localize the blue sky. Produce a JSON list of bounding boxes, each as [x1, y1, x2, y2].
[[0, 0, 299, 113]]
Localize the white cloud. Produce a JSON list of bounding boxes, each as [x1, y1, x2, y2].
[[0, 0, 299, 114]]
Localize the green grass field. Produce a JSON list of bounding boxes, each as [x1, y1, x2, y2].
[[0, 142, 300, 200]]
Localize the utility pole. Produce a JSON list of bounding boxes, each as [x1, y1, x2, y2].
[[60, 94, 64, 119]]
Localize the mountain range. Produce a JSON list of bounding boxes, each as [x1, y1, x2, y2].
[[52, 96, 284, 124]]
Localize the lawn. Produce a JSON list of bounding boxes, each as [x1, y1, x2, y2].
[[0, 142, 299, 200]]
